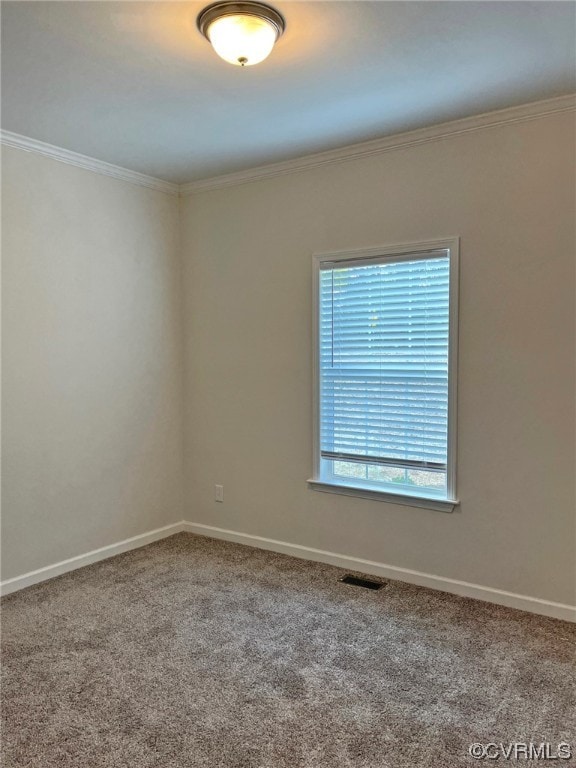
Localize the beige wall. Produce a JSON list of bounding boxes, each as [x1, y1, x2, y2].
[[180, 112, 576, 606], [1, 147, 184, 580], [3, 109, 574, 606]]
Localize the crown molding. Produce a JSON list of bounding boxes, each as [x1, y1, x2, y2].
[[0, 130, 180, 196], [180, 93, 576, 196], [2, 95, 574, 198]]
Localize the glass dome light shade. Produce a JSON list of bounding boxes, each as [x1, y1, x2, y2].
[[207, 14, 277, 66]]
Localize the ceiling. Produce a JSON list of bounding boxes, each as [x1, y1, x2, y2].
[[2, 1, 575, 184]]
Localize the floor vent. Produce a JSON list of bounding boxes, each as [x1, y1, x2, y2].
[[338, 575, 385, 591]]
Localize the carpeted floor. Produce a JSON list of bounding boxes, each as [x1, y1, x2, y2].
[[2, 533, 575, 767]]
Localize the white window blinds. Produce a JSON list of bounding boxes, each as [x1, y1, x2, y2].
[[319, 251, 451, 474]]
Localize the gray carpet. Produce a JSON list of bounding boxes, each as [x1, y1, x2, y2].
[[2, 533, 575, 767]]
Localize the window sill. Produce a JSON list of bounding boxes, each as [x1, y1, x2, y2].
[[307, 479, 459, 513]]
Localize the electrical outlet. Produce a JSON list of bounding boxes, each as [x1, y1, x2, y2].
[[215, 484, 224, 503]]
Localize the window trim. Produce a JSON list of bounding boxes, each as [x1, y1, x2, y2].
[[308, 237, 460, 512]]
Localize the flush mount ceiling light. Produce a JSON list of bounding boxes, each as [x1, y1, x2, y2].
[[197, 1, 285, 67]]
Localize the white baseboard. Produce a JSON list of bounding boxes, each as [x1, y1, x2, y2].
[[0, 521, 186, 596], [3, 519, 574, 622], [182, 521, 576, 623]]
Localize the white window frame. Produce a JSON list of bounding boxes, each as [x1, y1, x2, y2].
[[308, 237, 460, 513]]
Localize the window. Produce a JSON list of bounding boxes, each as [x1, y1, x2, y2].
[[309, 239, 459, 512]]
